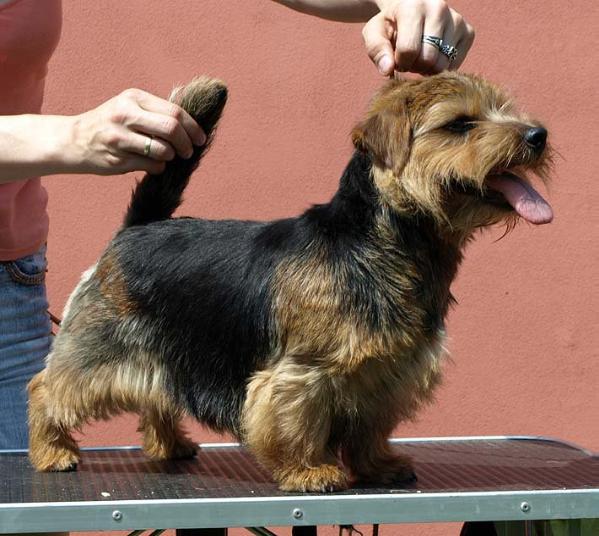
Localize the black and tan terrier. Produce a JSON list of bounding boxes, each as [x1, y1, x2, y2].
[[28, 73, 552, 492]]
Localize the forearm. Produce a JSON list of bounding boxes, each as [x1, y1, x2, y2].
[[0, 114, 78, 183], [0, 88, 205, 183], [271, 0, 382, 22]]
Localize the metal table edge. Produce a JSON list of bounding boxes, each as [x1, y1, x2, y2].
[[2, 488, 599, 532], [2, 435, 598, 532], [0, 434, 593, 455]]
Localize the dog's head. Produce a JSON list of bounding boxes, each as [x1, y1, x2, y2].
[[352, 72, 553, 233]]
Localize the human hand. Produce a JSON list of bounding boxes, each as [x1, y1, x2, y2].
[[363, 0, 475, 76], [63, 88, 206, 175]]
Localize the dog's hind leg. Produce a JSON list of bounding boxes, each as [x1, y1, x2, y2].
[[28, 368, 81, 471], [27, 340, 120, 472], [243, 361, 349, 492], [28, 321, 178, 470], [138, 401, 197, 461]]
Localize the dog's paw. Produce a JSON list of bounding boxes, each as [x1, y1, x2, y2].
[[389, 465, 417, 484], [143, 436, 198, 461], [277, 464, 349, 493], [51, 461, 78, 472], [169, 437, 198, 460], [355, 454, 416, 486], [30, 446, 80, 472]]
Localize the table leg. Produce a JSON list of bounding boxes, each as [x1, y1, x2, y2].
[[292, 527, 317, 536], [176, 529, 227, 536]]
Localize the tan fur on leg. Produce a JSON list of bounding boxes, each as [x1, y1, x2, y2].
[[28, 370, 80, 471], [30, 327, 177, 471], [343, 431, 415, 485], [243, 360, 349, 492], [139, 407, 197, 460]]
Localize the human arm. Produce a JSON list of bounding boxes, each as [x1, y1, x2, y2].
[[0, 89, 206, 184], [270, 0, 379, 21], [271, 0, 475, 75]]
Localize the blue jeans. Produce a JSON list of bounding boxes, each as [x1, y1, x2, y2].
[[0, 246, 51, 449]]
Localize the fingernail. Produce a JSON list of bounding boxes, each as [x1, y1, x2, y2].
[[195, 132, 207, 146], [185, 149, 193, 159], [377, 55, 393, 75]]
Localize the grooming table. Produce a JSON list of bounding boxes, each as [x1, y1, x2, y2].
[[1, 436, 598, 535]]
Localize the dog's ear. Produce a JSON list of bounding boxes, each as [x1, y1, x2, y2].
[[352, 95, 411, 177]]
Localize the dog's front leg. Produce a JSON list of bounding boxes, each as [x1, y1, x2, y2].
[[242, 359, 348, 492], [334, 358, 422, 486], [341, 426, 416, 486]]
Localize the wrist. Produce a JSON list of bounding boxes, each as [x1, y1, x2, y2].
[[15, 114, 83, 175], [0, 113, 84, 183], [374, 0, 390, 11], [42, 114, 85, 174]]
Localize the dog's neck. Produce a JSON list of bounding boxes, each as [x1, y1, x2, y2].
[[304, 152, 467, 327], [328, 151, 468, 255]]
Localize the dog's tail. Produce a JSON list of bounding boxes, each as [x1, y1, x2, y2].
[[123, 76, 228, 228]]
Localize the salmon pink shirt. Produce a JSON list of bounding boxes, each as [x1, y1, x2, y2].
[[0, 0, 62, 260]]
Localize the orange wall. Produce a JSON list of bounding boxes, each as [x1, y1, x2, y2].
[[42, 2, 597, 535]]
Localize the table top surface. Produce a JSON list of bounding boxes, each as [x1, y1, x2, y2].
[[1, 436, 598, 531]]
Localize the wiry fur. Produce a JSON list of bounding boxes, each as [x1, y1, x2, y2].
[[28, 73, 551, 491], [124, 77, 228, 227]]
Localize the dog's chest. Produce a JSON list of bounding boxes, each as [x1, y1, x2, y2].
[[332, 327, 447, 424]]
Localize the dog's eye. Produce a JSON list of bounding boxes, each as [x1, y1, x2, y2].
[[444, 116, 476, 134]]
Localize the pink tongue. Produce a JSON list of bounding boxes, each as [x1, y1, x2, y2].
[[487, 173, 553, 224]]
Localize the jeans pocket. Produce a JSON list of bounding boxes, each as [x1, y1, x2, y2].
[[2, 246, 47, 286]]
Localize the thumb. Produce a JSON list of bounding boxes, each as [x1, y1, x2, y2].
[[362, 13, 396, 76]]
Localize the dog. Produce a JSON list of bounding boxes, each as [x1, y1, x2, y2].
[[28, 73, 552, 492]]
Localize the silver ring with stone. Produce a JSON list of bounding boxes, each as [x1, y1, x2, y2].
[[422, 35, 459, 63], [439, 42, 458, 62], [422, 35, 443, 49]]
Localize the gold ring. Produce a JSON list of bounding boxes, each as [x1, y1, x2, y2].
[[143, 136, 152, 157]]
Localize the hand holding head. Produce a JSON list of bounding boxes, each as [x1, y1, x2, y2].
[[363, 0, 475, 76]]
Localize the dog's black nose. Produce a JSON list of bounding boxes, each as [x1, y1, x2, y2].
[[524, 127, 547, 152]]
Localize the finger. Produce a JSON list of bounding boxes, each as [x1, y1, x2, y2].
[[414, 5, 450, 74], [125, 132, 176, 162], [100, 152, 167, 176], [432, 10, 464, 72], [393, 7, 424, 72], [362, 13, 396, 76], [449, 21, 475, 70], [126, 88, 206, 146], [123, 156, 167, 175], [128, 109, 195, 159]]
